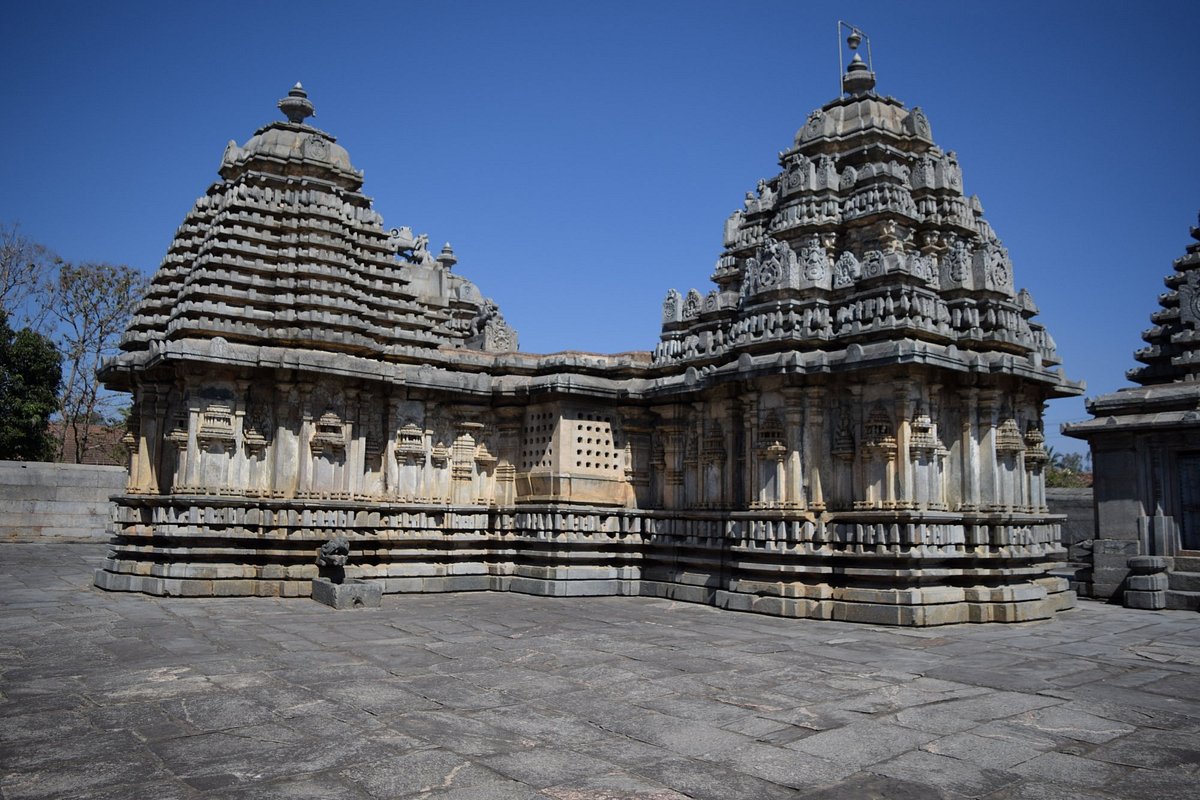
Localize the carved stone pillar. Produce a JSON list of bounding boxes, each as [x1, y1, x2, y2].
[[804, 387, 826, 512], [619, 409, 653, 509], [728, 399, 746, 508], [688, 402, 705, 507], [894, 380, 914, 509], [743, 393, 759, 509], [232, 379, 250, 493], [958, 387, 979, 511], [296, 382, 314, 495], [344, 387, 362, 497], [494, 407, 523, 508], [660, 410, 686, 510], [183, 385, 202, 491], [134, 383, 161, 493], [272, 381, 296, 498], [849, 384, 865, 507], [979, 389, 1001, 510], [928, 383, 948, 510], [782, 388, 806, 510]]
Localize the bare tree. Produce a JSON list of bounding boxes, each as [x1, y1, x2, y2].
[[0, 222, 58, 331], [50, 262, 149, 463]]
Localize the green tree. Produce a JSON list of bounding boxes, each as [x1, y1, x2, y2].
[[0, 310, 62, 460], [1045, 446, 1091, 489], [51, 262, 149, 464]]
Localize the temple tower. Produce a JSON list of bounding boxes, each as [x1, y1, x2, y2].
[[1065, 215, 1200, 609]]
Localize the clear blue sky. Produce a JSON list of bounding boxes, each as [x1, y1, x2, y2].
[[2, 1, 1196, 456]]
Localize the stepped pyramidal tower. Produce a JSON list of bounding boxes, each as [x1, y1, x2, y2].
[[96, 47, 1083, 625], [1065, 215, 1200, 609]]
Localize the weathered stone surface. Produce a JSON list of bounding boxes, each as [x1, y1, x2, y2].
[[8, 541, 1200, 798], [94, 64, 1082, 625]]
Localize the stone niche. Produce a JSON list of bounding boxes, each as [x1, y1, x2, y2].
[[95, 71, 1082, 626]]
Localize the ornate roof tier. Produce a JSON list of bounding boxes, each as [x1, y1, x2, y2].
[[655, 57, 1077, 398], [1129, 214, 1200, 385], [112, 84, 516, 384]]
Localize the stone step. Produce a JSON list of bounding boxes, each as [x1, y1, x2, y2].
[[1167, 570, 1200, 593], [1164, 589, 1200, 611], [1172, 556, 1200, 573]]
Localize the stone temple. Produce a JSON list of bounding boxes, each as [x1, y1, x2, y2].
[[1064, 215, 1200, 610], [95, 57, 1083, 625]]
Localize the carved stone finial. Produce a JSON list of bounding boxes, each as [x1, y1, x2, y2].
[[278, 82, 315, 124], [842, 53, 876, 96], [437, 242, 457, 270]]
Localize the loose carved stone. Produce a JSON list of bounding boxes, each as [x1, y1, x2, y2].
[[95, 69, 1083, 626]]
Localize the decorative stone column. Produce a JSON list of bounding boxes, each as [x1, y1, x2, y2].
[[782, 388, 806, 510], [958, 387, 979, 511], [894, 380, 914, 509], [978, 389, 1002, 510], [804, 387, 825, 512], [271, 380, 297, 498], [494, 407, 524, 508], [742, 393, 759, 509]]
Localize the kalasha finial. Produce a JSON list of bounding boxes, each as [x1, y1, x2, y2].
[[278, 82, 315, 124], [836, 21, 875, 97]]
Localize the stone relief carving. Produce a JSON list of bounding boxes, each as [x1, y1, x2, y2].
[[755, 238, 789, 289], [979, 241, 1012, 291], [943, 239, 971, 283], [662, 288, 682, 324], [311, 410, 347, 456], [905, 107, 932, 139], [303, 134, 330, 161], [833, 251, 861, 289], [800, 235, 828, 281], [197, 402, 236, 452], [784, 154, 810, 192]]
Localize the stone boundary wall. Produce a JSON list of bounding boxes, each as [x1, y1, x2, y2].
[[0, 461, 127, 541], [1047, 487, 1095, 594]]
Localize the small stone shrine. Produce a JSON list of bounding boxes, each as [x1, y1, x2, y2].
[[95, 57, 1083, 625], [1064, 215, 1200, 609]]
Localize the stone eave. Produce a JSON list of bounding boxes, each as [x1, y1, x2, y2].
[[1080, 381, 1200, 415], [101, 333, 1081, 406], [1063, 409, 1200, 439]]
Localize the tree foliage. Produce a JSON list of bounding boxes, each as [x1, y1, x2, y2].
[[0, 310, 62, 460], [50, 262, 149, 463], [0, 223, 58, 331], [1045, 446, 1092, 488]]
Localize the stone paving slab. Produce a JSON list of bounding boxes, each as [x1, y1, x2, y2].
[[2, 542, 1200, 799]]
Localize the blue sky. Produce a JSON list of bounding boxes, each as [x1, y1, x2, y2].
[[2, 1, 1196, 456]]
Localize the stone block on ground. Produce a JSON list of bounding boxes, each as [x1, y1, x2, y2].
[[311, 577, 382, 609]]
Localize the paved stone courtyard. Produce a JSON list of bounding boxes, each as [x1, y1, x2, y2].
[[2, 543, 1199, 799]]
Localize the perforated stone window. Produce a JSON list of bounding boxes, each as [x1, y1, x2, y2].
[[569, 412, 621, 476], [520, 411, 555, 470]]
